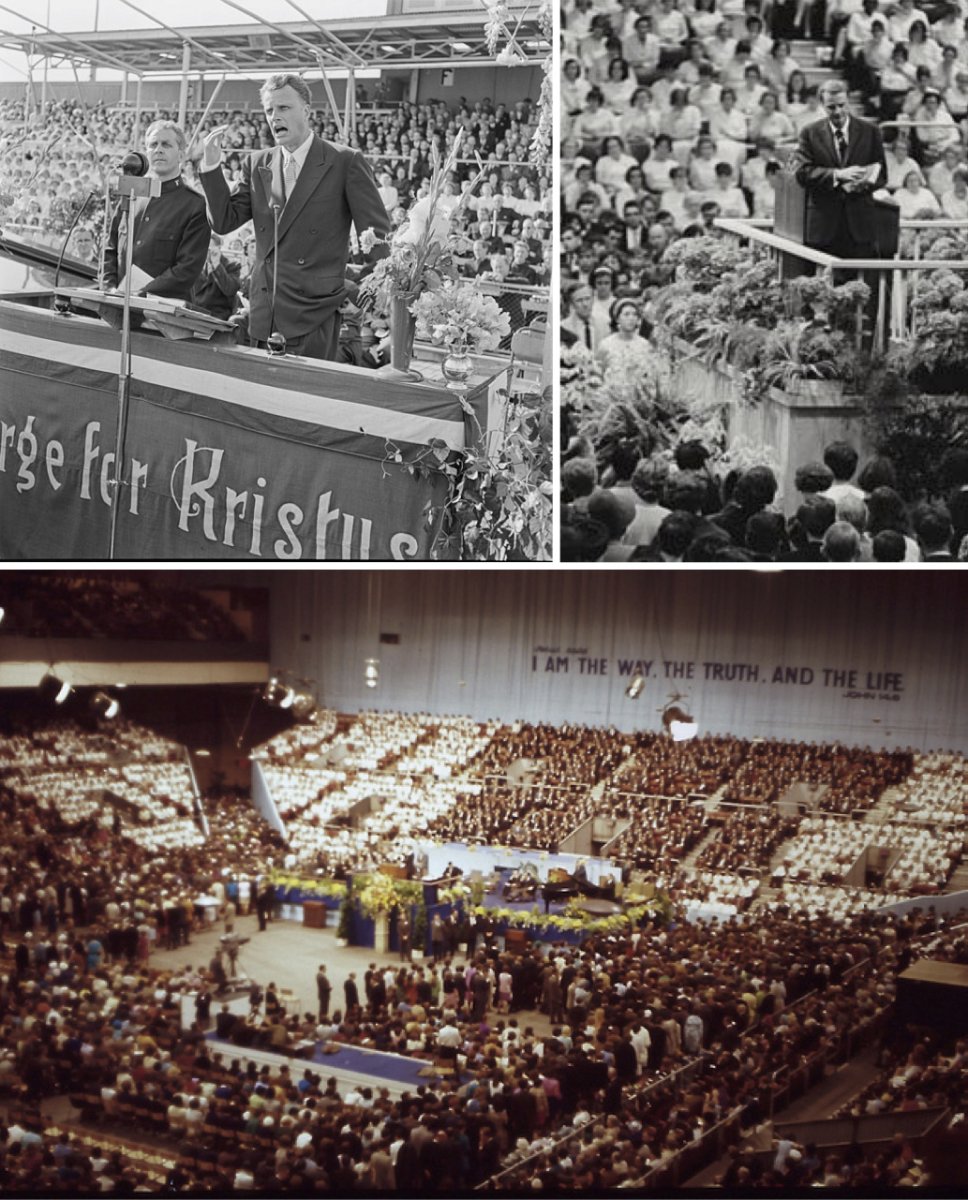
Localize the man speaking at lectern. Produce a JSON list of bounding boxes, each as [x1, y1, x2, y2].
[[199, 74, 390, 361], [792, 79, 887, 260]]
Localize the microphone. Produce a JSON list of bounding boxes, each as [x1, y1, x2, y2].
[[266, 202, 286, 356], [119, 151, 149, 177]]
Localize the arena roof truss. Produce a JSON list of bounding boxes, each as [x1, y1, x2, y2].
[[0, 10, 549, 79]]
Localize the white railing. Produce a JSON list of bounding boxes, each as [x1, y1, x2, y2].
[[715, 215, 968, 351]]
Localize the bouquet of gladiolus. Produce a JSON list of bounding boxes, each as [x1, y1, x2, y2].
[[357, 128, 485, 312]]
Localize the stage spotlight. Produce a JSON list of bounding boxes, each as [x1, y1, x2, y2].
[[291, 691, 317, 722], [90, 691, 119, 720], [0, 606, 5, 624], [625, 674, 645, 699], [661, 703, 698, 742], [364, 658, 380, 689], [39, 671, 72, 706]]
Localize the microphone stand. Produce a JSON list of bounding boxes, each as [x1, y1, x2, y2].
[[267, 202, 286, 356], [53, 190, 97, 304], [107, 169, 160, 560]]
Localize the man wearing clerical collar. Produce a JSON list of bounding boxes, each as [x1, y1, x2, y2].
[[102, 120, 210, 302]]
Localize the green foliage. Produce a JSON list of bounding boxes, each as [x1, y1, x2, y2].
[[393, 384, 552, 562], [860, 368, 968, 501], [351, 872, 423, 918], [337, 896, 353, 942], [469, 901, 655, 936], [651, 245, 868, 402], [411, 900, 428, 952], [267, 872, 348, 900]]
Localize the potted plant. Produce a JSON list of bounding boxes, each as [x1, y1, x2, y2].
[[335, 897, 353, 948], [411, 901, 428, 961]]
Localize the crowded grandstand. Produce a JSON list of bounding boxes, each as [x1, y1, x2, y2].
[[0, 4, 549, 360], [561, 0, 968, 562]]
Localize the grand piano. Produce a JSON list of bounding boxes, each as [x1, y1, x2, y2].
[[541, 867, 617, 910]]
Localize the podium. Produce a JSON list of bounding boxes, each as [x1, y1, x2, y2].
[[56, 287, 237, 342], [773, 173, 900, 278]]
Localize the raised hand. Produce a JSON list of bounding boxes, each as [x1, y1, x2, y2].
[[201, 125, 230, 172]]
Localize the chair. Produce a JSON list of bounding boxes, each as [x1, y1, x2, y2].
[[279, 987, 301, 1018], [507, 323, 545, 400]]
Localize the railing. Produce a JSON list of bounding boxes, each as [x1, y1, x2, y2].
[[715, 215, 968, 351], [882, 119, 966, 153], [478, 1050, 718, 1191], [773, 1105, 949, 1151], [638, 1108, 745, 1191], [183, 746, 209, 838]]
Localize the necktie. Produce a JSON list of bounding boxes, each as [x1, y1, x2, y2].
[[583, 319, 592, 349], [836, 129, 847, 164], [284, 153, 298, 202]]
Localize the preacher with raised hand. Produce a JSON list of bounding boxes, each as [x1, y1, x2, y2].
[[199, 74, 390, 361]]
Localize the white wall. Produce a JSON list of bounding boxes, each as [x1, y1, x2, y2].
[[268, 572, 968, 754]]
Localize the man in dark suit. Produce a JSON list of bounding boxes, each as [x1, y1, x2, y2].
[[792, 79, 888, 260], [190, 235, 241, 320], [103, 120, 209, 301], [200, 74, 389, 361]]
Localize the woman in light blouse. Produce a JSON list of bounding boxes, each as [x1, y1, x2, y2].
[[659, 86, 704, 163]]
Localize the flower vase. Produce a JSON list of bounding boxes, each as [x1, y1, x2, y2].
[[389, 293, 417, 375], [441, 340, 475, 391]]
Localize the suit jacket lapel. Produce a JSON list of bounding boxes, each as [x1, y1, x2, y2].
[[278, 136, 333, 239], [845, 122, 861, 164], [822, 122, 839, 166]]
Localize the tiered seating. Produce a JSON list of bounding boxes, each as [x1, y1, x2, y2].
[[768, 882, 914, 919], [394, 716, 497, 777], [695, 807, 801, 871], [606, 796, 709, 870], [0, 719, 203, 852], [890, 753, 968, 825], [259, 711, 339, 761], [776, 813, 962, 893], [722, 740, 912, 812], [0, 574, 246, 640], [674, 867, 761, 911]]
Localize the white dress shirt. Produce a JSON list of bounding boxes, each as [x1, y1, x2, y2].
[[282, 132, 315, 201]]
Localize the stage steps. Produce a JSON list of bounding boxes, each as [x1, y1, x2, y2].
[[863, 785, 904, 826], [678, 824, 722, 873], [790, 38, 839, 89]]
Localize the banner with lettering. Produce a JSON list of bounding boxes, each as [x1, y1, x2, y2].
[[0, 301, 483, 560], [266, 573, 968, 753]]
